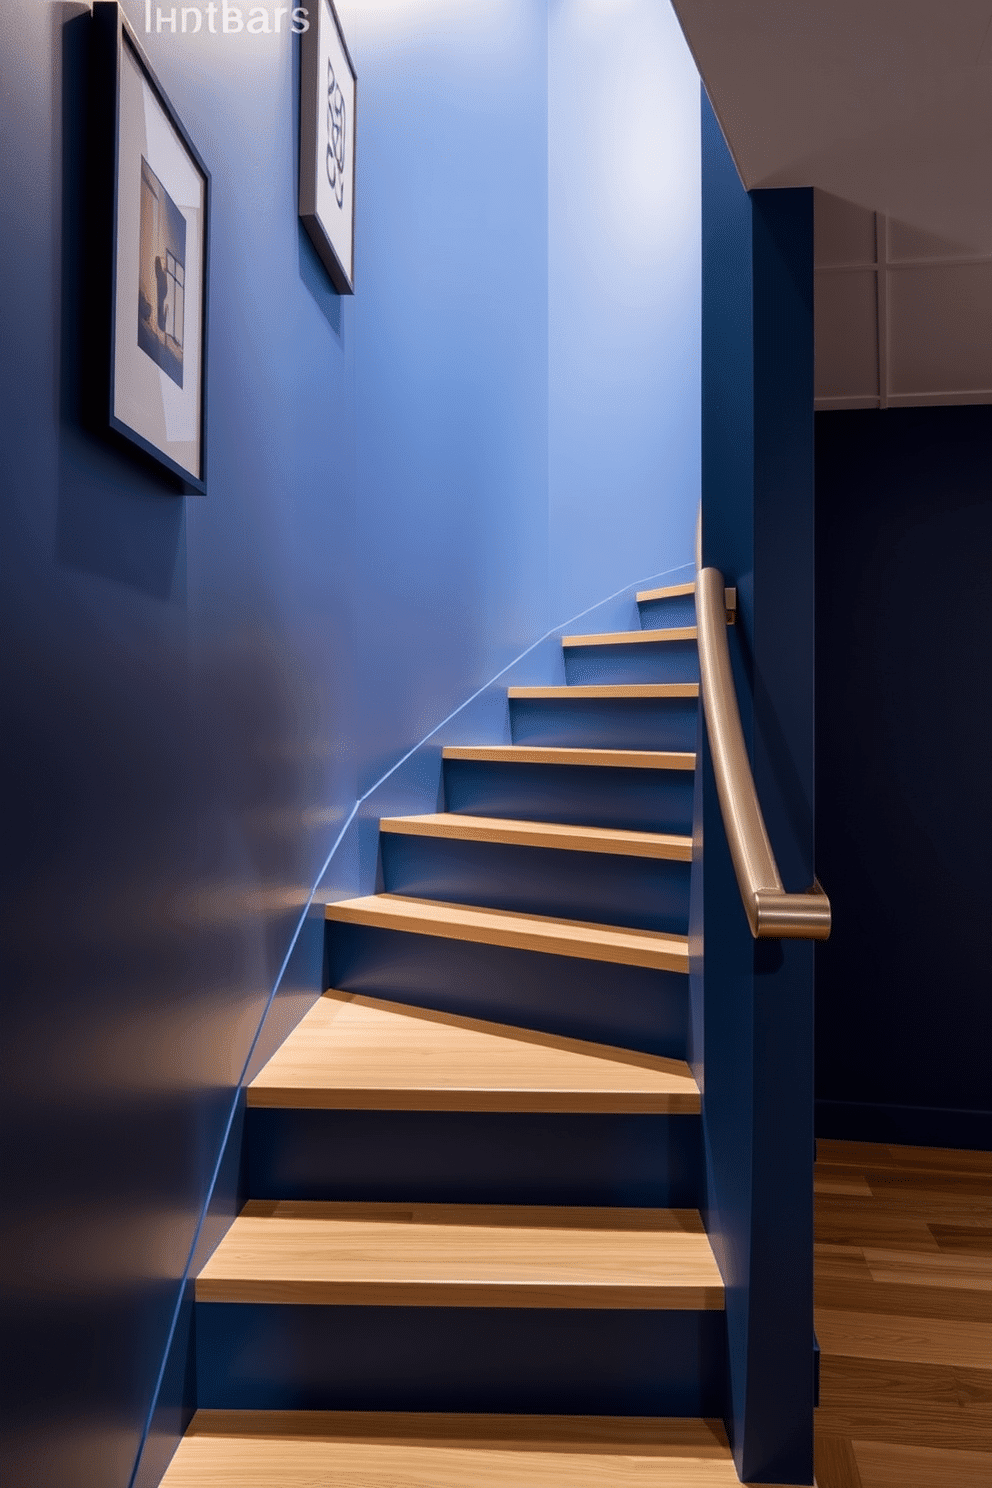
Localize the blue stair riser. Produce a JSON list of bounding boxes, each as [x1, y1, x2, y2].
[[246, 1110, 703, 1208], [326, 924, 689, 1058], [510, 697, 697, 752], [563, 639, 699, 687], [195, 1303, 727, 1416], [636, 594, 697, 628], [443, 759, 695, 835], [379, 834, 690, 935]]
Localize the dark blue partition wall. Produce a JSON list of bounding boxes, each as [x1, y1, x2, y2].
[[814, 405, 992, 1152], [699, 90, 815, 1484]]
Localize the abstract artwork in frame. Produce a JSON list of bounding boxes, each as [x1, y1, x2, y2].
[[91, 2, 209, 491], [299, 0, 356, 294]]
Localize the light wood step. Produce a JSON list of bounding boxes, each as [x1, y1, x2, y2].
[[196, 1201, 725, 1309], [442, 744, 695, 770], [508, 682, 699, 700], [635, 581, 737, 618], [323, 895, 690, 974], [248, 989, 700, 1112], [637, 580, 697, 602], [379, 812, 692, 860], [562, 626, 697, 648], [161, 1411, 745, 1487]]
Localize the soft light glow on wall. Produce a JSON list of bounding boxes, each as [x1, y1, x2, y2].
[[559, 0, 699, 293], [339, 0, 528, 67]]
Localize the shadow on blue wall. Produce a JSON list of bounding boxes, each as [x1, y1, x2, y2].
[[815, 405, 992, 1151]]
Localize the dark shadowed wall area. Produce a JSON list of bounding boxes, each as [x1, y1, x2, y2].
[[815, 406, 992, 1151], [0, 1, 549, 1482]]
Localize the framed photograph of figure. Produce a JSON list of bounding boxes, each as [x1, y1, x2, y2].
[[299, 0, 356, 294], [90, 2, 209, 490]]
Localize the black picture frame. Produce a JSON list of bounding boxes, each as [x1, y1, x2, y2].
[[90, 2, 210, 492], [299, 0, 356, 295]]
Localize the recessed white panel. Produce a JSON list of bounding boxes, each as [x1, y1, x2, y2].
[[815, 193, 876, 267], [887, 263, 992, 396], [814, 269, 878, 401], [887, 217, 983, 264]]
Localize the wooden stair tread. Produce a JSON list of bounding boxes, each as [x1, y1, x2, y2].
[[634, 582, 736, 614], [442, 744, 696, 770], [508, 682, 699, 699], [196, 1201, 725, 1309], [379, 812, 692, 860], [161, 1412, 743, 1486], [323, 895, 690, 974], [562, 626, 697, 647], [248, 989, 700, 1111], [637, 581, 697, 602]]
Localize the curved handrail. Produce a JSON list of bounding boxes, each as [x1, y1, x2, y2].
[[696, 566, 831, 940]]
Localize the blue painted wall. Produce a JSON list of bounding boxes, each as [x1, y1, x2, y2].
[[0, 1, 552, 1482], [1, 2, 705, 1483], [814, 405, 992, 1152], [347, 0, 551, 791], [698, 90, 815, 1484], [548, 0, 700, 619]]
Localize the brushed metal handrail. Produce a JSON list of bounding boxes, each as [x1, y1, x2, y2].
[[696, 566, 831, 940]]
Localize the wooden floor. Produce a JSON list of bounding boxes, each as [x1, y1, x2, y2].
[[814, 1138, 992, 1488]]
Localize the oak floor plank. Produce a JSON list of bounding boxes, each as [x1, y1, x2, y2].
[[863, 1170, 992, 1201], [861, 1246, 992, 1292], [815, 1142, 992, 1485], [814, 1432, 864, 1488], [248, 990, 700, 1113], [818, 1358, 992, 1452], [816, 1306, 992, 1370], [816, 1273, 992, 1324], [378, 812, 693, 860], [814, 1245, 874, 1284], [852, 1439, 992, 1488], [196, 1202, 725, 1310], [930, 1223, 992, 1255], [323, 894, 690, 974], [814, 1168, 874, 1197], [851, 1189, 992, 1226], [814, 1200, 941, 1252], [872, 1144, 992, 1176]]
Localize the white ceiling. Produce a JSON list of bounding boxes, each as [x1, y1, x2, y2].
[[670, 0, 992, 254]]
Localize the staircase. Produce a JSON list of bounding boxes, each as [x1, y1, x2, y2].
[[160, 581, 754, 1485]]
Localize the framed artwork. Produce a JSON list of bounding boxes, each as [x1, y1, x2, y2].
[[299, 0, 356, 294], [91, 2, 209, 491]]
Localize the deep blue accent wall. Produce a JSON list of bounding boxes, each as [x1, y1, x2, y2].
[[699, 91, 815, 1484], [0, 2, 552, 1483], [815, 405, 992, 1152]]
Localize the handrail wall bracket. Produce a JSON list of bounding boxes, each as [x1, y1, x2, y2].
[[696, 566, 831, 942]]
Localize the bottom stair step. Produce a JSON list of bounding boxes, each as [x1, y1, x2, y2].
[[161, 1411, 746, 1486]]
